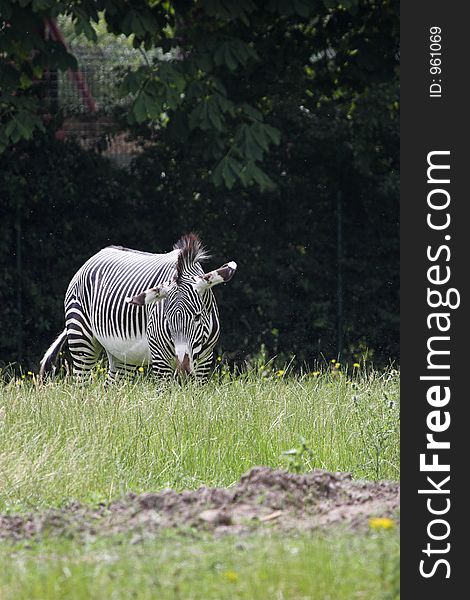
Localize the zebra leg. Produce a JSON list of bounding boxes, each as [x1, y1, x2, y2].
[[67, 330, 103, 381], [106, 353, 137, 384]]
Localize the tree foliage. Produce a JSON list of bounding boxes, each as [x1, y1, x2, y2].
[[0, 0, 391, 189]]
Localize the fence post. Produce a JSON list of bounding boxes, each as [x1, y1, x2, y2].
[[15, 196, 23, 364], [336, 189, 343, 358]]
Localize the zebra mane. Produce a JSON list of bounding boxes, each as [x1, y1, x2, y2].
[[174, 233, 210, 281]]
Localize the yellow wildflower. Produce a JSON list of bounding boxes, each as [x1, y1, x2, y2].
[[334, 363, 340, 369], [353, 362, 360, 368], [276, 369, 285, 377], [138, 366, 145, 373], [310, 371, 320, 377], [369, 517, 395, 530], [330, 359, 336, 364], [224, 570, 238, 583]]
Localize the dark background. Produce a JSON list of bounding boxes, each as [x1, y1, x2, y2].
[[0, 1, 399, 371]]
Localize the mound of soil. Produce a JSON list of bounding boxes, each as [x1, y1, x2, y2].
[[0, 467, 399, 542]]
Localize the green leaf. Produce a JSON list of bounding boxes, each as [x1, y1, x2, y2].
[[250, 122, 270, 152], [213, 155, 241, 189], [243, 127, 263, 161], [19, 73, 32, 89], [242, 103, 262, 122], [223, 45, 238, 71], [145, 94, 164, 120], [215, 94, 235, 117], [74, 17, 98, 43], [248, 122, 281, 152], [263, 124, 281, 146], [189, 100, 212, 131], [4, 119, 17, 139], [14, 117, 33, 140], [245, 161, 276, 191], [202, 0, 256, 22], [119, 72, 137, 97], [120, 11, 135, 36], [32, 0, 56, 10], [210, 78, 227, 96], [131, 12, 148, 37], [119, 68, 148, 97], [207, 101, 223, 131], [223, 159, 238, 189], [133, 93, 148, 124], [186, 81, 204, 99]]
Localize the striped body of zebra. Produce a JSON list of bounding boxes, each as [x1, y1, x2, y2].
[[40, 234, 237, 381]]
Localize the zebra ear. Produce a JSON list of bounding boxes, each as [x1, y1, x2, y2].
[[126, 280, 175, 306], [193, 261, 237, 293]]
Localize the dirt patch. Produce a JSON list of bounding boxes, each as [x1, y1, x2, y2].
[[0, 467, 399, 542]]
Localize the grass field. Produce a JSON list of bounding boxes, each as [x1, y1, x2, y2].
[[0, 529, 400, 600], [0, 366, 400, 599]]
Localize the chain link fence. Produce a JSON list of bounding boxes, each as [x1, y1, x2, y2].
[[44, 31, 155, 168]]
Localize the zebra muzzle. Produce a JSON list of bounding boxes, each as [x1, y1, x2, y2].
[[176, 353, 192, 374]]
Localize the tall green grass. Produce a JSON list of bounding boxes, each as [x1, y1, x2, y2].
[[0, 368, 399, 512]]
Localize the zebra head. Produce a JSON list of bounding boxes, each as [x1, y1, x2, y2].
[[167, 234, 237, 375], [128, 234, 237, 376]]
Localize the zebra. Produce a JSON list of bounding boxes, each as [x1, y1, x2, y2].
[[39, 233, 237, 381]]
